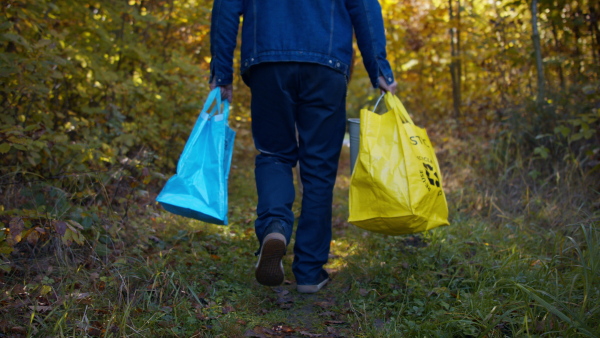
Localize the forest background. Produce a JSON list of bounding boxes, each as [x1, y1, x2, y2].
[[0, 0, 599, 336]]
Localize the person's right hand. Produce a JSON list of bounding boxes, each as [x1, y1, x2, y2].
[[378, 76, 397, 95], [210, 79, 234, 103]]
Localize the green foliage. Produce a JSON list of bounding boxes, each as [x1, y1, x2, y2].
[[362, 0, 600, 182], [2, 0, 598, 254], [487, 83, 600, 181], [0, 0, 216, 253]]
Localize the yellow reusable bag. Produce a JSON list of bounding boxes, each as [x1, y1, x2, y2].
[[348, 93, 449, 235]]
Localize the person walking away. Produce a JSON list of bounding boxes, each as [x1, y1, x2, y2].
[[209, 0, 397, 293]]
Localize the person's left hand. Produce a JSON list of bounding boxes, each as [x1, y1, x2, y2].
[[209, 79, 233, 102], [378, 76, 398, 95]]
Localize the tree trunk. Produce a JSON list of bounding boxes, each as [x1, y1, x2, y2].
[[530, 0, 545, 106], [588, 2, 600, 71], [456, 0, 462, 107], [572, 9, 583, 81], [551, 21, 566, 92], [449, 0, 461, 117]]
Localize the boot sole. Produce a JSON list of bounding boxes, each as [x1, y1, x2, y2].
[[255, 233, 286, 286]]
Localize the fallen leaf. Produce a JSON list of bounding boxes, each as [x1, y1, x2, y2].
[[0, 320, 9, 332], [244, 329, 266, 338], [324, 320, 345, 325], [26, 229, 40, 245], [108, 325, 119, 334], [87, 326, 103, 337], [300, 331, 322, 337], [222, 305, 235, 314], [326, 326, 339, 335], [262, 327, 276, 335], [11, 284, 27, 296], [39, 285, 52, 296], [69, 292, 91, 300], [204, 243, 218, 251], [29, 305, 52, 312], [94, 308, 112, 315], [319, 311, 337, 317], [75, 319, 90, 331], [11, 326, 27, 334], [196, 313, 209, 321], [67, 220, 83, 229], [54, 220, 67, 236], [250, 326, 275, 336], [9, 217, 25, 244], [314, 300, 334, 308], [36, 295, 52, 304], [272, 324, 295, 333], [359, 288, 369, 296]]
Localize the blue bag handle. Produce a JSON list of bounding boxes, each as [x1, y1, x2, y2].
[[202, 87, 230, 122], [177, 88, 230, 173]]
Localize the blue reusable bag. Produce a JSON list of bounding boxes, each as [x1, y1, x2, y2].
[[156, 88, 236, 225]]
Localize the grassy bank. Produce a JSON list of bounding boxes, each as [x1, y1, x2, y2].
[[1, 126, 599, 337]]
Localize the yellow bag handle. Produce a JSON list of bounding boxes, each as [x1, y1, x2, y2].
[[384, 92, 415, 125]]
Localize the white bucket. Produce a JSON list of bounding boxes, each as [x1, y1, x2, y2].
[[348, 118, 360, 174]]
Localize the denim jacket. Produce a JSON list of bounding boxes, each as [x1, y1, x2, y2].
[[210, 0, 394, 88]]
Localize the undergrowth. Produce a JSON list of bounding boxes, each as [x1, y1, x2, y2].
[[1, 124, 599, 337]]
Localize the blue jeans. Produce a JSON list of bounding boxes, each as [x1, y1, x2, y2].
[[244, 62, 347, 285]]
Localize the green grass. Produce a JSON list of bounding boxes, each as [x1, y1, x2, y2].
[[1, 131, 599, 337]]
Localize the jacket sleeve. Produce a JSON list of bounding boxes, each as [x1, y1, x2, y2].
[[346, 0, 394, 88], [210, 0, 243, 86]]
